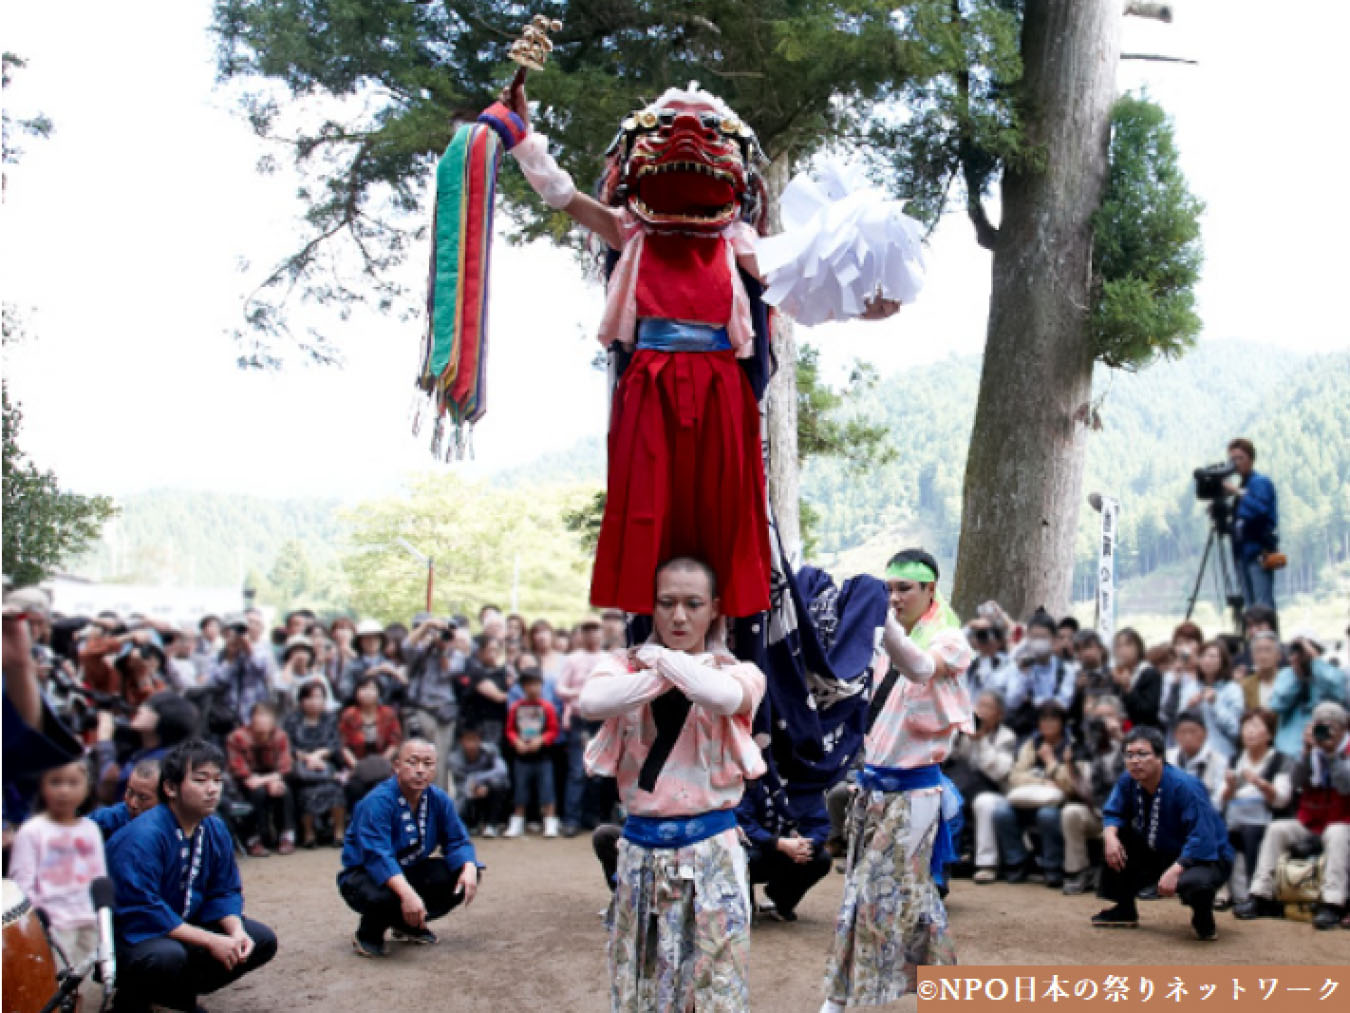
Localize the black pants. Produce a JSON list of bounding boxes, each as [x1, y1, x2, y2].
[[1098, 829, 1229, 916], [113, 916, 277, 1012], [245, 784, 296, 842], [748, 845, 833, 916], [592, 823, 623, 892], [338, 859, 465, 940], [1229, 824, 1267, 883], [460, 786, 510, 830]]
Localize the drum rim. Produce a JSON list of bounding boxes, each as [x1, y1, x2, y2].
[[2, 891, 34, 927]]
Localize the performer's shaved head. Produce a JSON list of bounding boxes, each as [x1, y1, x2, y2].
[[655, 557, 718, 598]]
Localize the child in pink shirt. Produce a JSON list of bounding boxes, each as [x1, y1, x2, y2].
[[8, 759, 107, 1003]]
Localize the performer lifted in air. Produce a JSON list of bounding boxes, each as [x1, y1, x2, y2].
[[822, 549, 973, 1011], [497, 80, 917, 618], [577, 557, 766, 1012]]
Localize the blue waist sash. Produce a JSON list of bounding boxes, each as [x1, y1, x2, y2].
[[622, 808, 737, 850], [636, 319, 731, 352], [857, 763, 963, 882]]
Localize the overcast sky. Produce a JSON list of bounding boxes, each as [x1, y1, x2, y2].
[[4, 0, 1348, 504]]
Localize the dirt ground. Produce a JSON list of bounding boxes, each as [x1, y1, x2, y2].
[[211, 838, 1347, 1012]]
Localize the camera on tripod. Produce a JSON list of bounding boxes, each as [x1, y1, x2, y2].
[[1192, 461, 1236, 501]]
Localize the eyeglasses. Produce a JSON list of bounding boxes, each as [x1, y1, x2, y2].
[[1123, 751, 1156, 761]]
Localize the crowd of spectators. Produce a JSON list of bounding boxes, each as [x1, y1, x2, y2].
[[3, 584, 1346, 997], [940, 602, 1349, 931]]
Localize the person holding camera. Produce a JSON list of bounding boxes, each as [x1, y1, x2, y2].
[[1235, 701, 1350, 930], [1268, 634, 1347, 759], [1060, 696, 1127, 894], [401, 613, 464, 793], [208, 614, 276, 728], [1003, 611, 1075, 741], [964, 613, 1010, 698], [1224, 438, 1279, 613]]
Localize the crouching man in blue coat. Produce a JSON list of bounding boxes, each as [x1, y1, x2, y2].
[[339, 737, 481, 957]]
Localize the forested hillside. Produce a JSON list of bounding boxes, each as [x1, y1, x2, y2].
[[71, 342, 1348, 613]]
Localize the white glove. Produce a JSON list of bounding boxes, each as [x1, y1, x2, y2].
[[510, 133, 577, 210], [577, 663, 668, 720], [883, 614, 935, 683], [637, 646, 745, 716]]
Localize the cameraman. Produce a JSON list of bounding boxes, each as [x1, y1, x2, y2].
[[1004, 611, 1075, 741], [401, 614, 465, 792], [1225, 438, 1279, 612], [1268, 634, 1348, 759]]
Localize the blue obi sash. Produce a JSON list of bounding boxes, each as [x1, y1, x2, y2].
[[636, 319, 732, 352], [857, 763, 963, 882], [622, 808, 737, 850]]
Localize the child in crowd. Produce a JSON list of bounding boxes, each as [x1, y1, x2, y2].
[[8, 759, 107, 1004], [504, 668, 560, 838]]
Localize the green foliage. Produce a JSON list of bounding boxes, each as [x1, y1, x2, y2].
[[562, 489, 607, 556], [3, 385, 116, 587], [2, 53, 55, 173], [797, 344, 895, 468], [1091, 94, 1204, 369], [340, 474, 596, 624], [212, 1, 979, 354], [804, 344, 1350, 606]]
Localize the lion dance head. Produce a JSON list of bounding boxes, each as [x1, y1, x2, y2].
[[600, 84, 767, 234]]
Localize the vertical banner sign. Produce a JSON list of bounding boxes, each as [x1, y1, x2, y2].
[[1096, 496, 1120, 645]]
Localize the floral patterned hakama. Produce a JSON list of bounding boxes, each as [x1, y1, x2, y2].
[[606, 828, 752, 1013]]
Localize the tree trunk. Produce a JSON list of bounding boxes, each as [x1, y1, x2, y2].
[[763, 155, 802, 564], [951, 0, 1122, 620]]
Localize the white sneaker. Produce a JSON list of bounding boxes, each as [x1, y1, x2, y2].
[[504, 816, 526, 838], [481, 824, 499, 838], [543, 816, 560, 838]]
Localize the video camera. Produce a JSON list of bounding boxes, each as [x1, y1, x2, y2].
[[1193, 461, 1236, 502]]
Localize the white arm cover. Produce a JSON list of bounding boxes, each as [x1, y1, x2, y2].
[[577, 665, 668, 720], [510, 132, 577, 210], [637, 646, 745, 716], [882, 614, 936, 683]]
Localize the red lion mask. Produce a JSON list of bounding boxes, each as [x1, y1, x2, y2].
[[603, 85, 766, 233]]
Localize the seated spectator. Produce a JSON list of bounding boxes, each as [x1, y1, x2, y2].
[[735, 778, 832, 922], [1235, 701, 1350, 930], [338, 738, 479, 957], [1093, 726, 1233, 940], [226, 701, 296, 857], [90, 756, 160, 841], [1219, 708, 1292, 906], [1240, 631, 1283, 713], [208, 614, 274, 727], [8, 759, 107, 1006], [93, 691, 199, 807], [339, 674, 403, 811], [283, 609, 315, 640], [327, 616, 358, 686], [1165, 711, 1226, 811], [1060, 695, 1127, 895], [1004, 611, 1075, 740], [448, 723, 510, 836], [1172, 641, 1244, 761], [107, 739, 278, 1011], [1068, 630, 1113, 729], [1269, 636, 1348, 758], [284, 678, 347, 848], [992, 700, 1085, 887], [459, 634, 510, 748], [504, 669, 561, 839], [963, 617, 1009, 698], [1110, 627, 1162, 730], [1160, 621, 1205, 743], [79, 624, 167, 710], [944, 690, 1016, 884], [339, 620, 408, 706]]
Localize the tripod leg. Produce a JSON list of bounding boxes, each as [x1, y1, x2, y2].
[[1185, 529, 1216, 621]]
